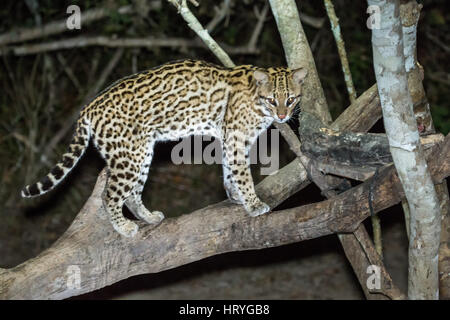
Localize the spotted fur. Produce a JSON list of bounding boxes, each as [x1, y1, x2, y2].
[[21, 59, 308, 237]]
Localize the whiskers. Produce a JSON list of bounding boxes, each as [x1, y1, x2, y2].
[[287, 105, 302, 125]]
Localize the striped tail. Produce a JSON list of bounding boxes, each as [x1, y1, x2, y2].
[[21, 118, 91, 198]]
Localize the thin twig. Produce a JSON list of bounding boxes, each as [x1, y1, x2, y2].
[[248, 3, 269, 52], [12, 132, 51, 168], [206, 0, 232, 33], [1, 36, 259, 56], [56, 53, 83, 94], [42, 48, 124, 160], [299, 12, 326, 29], [425, 30, 450, 53], [0, 5, 133, 47], [323, 0, 356, 103], [167, 0, 235, 67], [85, 48, 125, 100]]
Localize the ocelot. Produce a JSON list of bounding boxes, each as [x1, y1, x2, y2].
[[22, 59, 308, 237]]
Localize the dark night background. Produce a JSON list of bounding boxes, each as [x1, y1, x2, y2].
[[0, 0, 448, 299]]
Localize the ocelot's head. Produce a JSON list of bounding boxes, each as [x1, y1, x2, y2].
[[253, 67, 308, 123]]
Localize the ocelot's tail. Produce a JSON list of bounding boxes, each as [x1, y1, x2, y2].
[[21, 118, 91, 198]]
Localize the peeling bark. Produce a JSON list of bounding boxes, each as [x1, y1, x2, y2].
[[400, 1, 450, 299], [299, 112, 443, 181], [369, 0, 441, 299]]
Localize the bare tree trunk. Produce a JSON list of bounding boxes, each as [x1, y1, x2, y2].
[[369, 0, 441, 299], [268, 0, 331, 125], [399, 1, 450, 299]]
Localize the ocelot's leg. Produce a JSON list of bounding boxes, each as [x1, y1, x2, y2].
[[103, 164, 140, 238], [222, 141, 270, 217], [222, 164, 241, 204], [125, 140, 164, 225]]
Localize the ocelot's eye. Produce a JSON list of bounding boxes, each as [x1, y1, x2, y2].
[[266, 97, 276, 105], [286, 97, 296, 106]]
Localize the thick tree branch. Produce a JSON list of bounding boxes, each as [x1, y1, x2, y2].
[[1, 134, 448, 299], [269, 0, 331, 124], [299, 112, 444, 181], [331, 84, 382, 132]]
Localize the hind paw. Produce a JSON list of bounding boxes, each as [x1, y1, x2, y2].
[[140, 209, 165, 225], [246, 198, 271, 217], [113, 220, 139, 238]]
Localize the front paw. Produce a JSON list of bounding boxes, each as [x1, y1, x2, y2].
[[246, 198, 271, 217]]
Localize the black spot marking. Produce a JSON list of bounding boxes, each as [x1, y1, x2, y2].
[[28, 183, 40, 196], [22, 188, 30, 197], [125, 172, 133, 180], [62, 156, 74, 168], [41, 176, 53, 191], [51, 166, 64, 180], [72, 146, 82, 157], [232, 71, 243, 78]]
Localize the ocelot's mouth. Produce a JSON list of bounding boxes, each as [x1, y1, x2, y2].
[[275, 116, 290, 123]]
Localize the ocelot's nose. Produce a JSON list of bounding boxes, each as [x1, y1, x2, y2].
[[278, 114, 286, 120]]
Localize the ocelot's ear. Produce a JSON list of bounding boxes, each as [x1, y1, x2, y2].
[[253, 70, 269, 86], [292, 68, 308, 84]]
